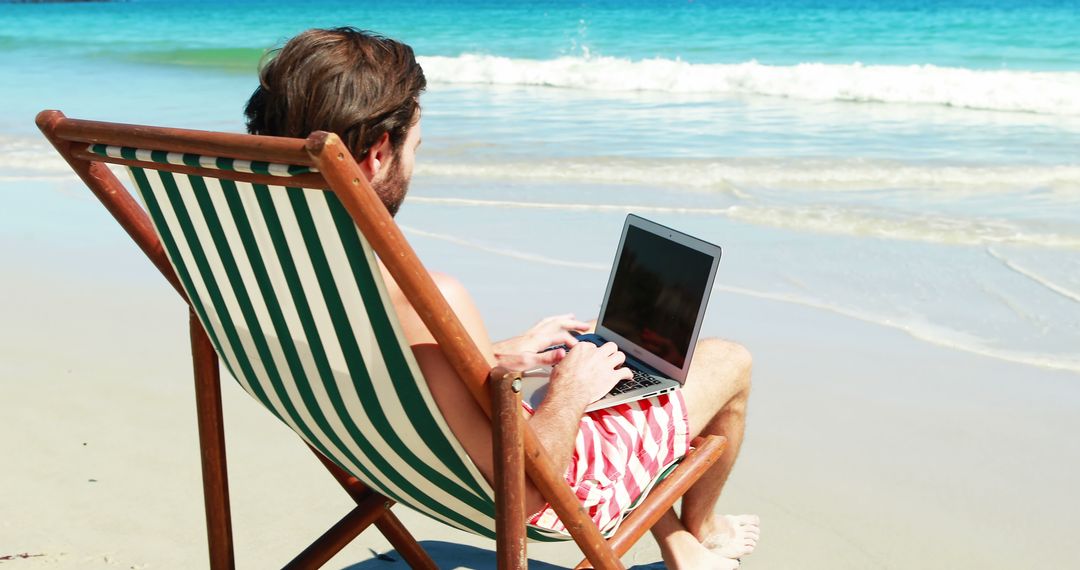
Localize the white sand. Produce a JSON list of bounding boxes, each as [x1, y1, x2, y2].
[[3, 183, 1079, 569]]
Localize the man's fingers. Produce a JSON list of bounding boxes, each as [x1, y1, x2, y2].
[[610, 350, 626, 367], [535, 349, 565, 366], [600, 341, 620, 355], [559, 332, 580, 347], [520, 348, 565, 369]]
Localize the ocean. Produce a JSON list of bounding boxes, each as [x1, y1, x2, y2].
[[2, 0, 1078, 373]]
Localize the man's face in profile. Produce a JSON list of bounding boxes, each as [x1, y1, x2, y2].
[[372, 119, 421, 216]]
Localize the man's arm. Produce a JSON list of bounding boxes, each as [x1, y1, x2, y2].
[[385, 268, 627, 515], [521, 341, 632, 493]]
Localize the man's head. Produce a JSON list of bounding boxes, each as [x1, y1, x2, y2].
[[244, 27, 425, 215]]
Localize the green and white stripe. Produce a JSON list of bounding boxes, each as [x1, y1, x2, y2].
[[90, 143, 317, 177], [125, 162, 576, 541]]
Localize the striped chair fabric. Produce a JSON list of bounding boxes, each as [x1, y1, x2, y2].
[[89, 143, 678, 543]]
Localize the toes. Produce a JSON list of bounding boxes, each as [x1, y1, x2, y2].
[[705, 514, 762, 559]]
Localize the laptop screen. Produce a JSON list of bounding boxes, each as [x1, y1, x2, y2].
[[600, 224, 715, 369]]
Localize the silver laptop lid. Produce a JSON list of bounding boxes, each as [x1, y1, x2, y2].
[[594, 214, 722, 383]]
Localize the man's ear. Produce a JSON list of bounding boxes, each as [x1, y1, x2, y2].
[[357, 132, 392, 181]]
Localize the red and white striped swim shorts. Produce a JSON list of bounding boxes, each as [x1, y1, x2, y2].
[[526, 391, 691, 535]]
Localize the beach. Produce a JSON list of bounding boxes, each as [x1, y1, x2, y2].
[[3, 1, 1080, 568], [4, 177, 1080, 568]]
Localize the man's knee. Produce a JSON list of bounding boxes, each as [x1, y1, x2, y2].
[[697, 338, 753, 396], [683, 338, 752, 433]]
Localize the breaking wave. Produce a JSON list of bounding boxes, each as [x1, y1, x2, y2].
[[417, 157, 1080, 194], [418, 55, 1080, 116], [0, 136, 70, 174], [406, 196, 1080, 251]]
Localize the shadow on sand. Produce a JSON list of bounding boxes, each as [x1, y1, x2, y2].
[[340, 540, 666, 570]]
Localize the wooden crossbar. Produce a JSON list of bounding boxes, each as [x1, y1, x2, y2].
[[52, 116, 315, 166]]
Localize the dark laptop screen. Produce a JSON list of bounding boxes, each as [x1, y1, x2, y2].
[[601, 225, 713, 369]]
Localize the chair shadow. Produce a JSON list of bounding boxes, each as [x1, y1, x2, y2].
[[339, 540, 666, 570]]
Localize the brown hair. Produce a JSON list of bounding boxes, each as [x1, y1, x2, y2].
[[244, 27, 426, 159]]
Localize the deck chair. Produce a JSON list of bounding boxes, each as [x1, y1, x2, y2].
[[36, 110, 727, 570]]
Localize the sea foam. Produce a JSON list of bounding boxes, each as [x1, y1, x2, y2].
[[417, 157, 1080, 194], [406, 196, 1080, 251], [418, 55, 1080, 116]]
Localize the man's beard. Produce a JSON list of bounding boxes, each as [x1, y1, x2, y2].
[[371, 159, 410, 217]]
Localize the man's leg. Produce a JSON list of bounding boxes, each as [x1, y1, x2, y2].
[[677, 338, 757, 550]]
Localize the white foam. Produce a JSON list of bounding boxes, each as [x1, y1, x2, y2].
[[401, 224, 1080, 374], [407, 196, 1080, 250], [987, 247, 1080, 304], [406, 196, 734, 216], [0, 136, 72, 174], [725, 204, 1080, 250], [416, 157, 1080, 195], [418, 54, 1080, 116]]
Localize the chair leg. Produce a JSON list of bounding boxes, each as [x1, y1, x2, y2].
[[490, 370, 527, 570], [307, 445, 437, 569], [190, 312, 235, 570], [374, 509, 438, 570], [284, 493, 391, 570], [309, 445, 373, 504]]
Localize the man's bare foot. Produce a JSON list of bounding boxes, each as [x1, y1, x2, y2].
[[659, 529, 741, 570], [699, 514, 760, 559]]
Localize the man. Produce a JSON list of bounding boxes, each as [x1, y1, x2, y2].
[[245, 27, 758, 569]]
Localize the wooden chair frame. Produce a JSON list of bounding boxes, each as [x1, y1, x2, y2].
[[36, 110, 726, 569]]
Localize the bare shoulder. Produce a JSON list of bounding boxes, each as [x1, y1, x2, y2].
[[429, 270, 463, 290], [379, 263, 466, 306], [380, 262, 494, 359], [430, 271, 473, 307], [429, 271, 495, 360]]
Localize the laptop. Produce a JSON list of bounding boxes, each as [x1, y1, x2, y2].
[[520, 214, 723, 412]]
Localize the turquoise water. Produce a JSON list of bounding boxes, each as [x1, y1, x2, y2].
[[3, 0, 1079, 68], [2, 0, 1079, 373]]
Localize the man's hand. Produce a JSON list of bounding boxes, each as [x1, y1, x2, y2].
[[493, 313, 591, 370], [546, 342, 632, 408]]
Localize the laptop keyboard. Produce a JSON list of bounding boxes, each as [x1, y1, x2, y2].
[[609, 369, 664, 395]]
